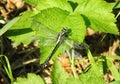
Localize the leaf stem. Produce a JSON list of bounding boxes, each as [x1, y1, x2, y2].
[[115, 11, 120, 19], [67, 50, 77, 78]]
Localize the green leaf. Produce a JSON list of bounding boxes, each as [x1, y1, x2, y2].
[[64, 13, 86, 43], [34, 8, 70, 32], [113, 1, 120, 8], [106, 59, 120, 81], [110, 81, 120, 84], [66, 78, 82, 84], [78, 50, 106, 83], [14, 73, 45, 84], [0, 17, 20, 36], [36, 0, 72, 12], [23, 0, 41, 6], [96, 59, 105, 76], [79, 55, 106, 84], [74, 0, 119, 34], [9, 11, 35, 30], [87, 49, 103, 77], [106, 55, 120, 60], [34, 7, 86, 43], [51, 60, 69, 84], [79, 69, 106, 84], [6, 11, 35, 44]]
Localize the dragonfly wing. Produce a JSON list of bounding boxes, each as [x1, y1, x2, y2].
[[32, 21, 57, 36], [56, 39, 87, 58], [66, 42, 87, 58], [36, 36, 55, 46], [31, 21, 58, 63], [53, 39, 73, 57]]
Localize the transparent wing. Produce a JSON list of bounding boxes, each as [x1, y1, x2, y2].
[[32, 21, 56, 37], [31, 21, 58, 63]]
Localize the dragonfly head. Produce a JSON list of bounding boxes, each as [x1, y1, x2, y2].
[[62, 27, 72, 37], [56, 27, 72, 43]]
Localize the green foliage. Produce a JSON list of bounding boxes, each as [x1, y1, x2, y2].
[[30, 0, 72, 12], [0, 17, 20, 36], [79, 70, 106, 84], [87, 49, 103, 77], [23, 0, 41, 6], [110, 81, 120, 84], [11, 54, 120, 84], [14, 73, 45, 84], [106, 56, 120, 81], [3, 0, 118, 63], [0, 0, 120, 84], [73, 0, 118, 34], [113, 1, 120, 8], [13, 52, 120, 84], [66, 78, 82, 84], [78, 50, 106, 84], [0, 55, 14, 84], [51, 60, 69, 84], [5, 11, 35, 44]]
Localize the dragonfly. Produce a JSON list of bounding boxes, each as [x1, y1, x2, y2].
[[41, 28, 72, 68], [31, 21, 87, 69]]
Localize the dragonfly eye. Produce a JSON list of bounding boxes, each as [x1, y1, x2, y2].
[[62, 27, 67, 33], [62, 27, 72, 37]]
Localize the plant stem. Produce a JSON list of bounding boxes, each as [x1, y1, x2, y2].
[[0, 55, 14, 84], [67, 50, 77, 78], [115, 11, 120, 19]]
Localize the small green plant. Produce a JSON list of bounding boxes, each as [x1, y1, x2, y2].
[[0, 55, 14, 84], [14, 73, 45, 84]]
